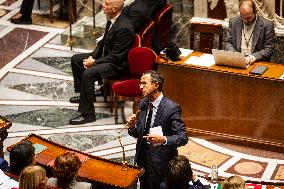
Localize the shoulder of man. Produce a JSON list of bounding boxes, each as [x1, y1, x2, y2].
[[229, 15, 241, 24], [257, 15, 274, 27], [160, 96, 180, 109], [115, 13, 135, 31]]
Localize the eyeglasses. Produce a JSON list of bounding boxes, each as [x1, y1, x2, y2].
[[139, 81, 156, 87]]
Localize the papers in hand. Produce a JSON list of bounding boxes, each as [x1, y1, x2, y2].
[[185, 54, 215, 67], [149, 126, 164, 146]]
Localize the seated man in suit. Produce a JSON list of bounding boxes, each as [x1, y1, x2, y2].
[[225, 0, 276, 64], [160, 155, 208, 189], [122, 0, 166, 32], [69, 0, 134, 125], [127, 70, 188, 189]]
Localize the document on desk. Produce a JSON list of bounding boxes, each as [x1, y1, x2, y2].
[[279, 73, 284, 80], [179, 48, 193, 57], [184, 54, 215, 67], [0, 170, 19, 188]]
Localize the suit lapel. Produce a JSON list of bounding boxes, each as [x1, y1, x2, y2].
[[251, 18, 262, 53], [152, 97, 166, 128], [236, 18, 243, 51]]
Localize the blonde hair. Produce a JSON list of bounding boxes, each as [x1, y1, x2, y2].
[[222, 176, 247, 189], [19, 165, 46, 189]]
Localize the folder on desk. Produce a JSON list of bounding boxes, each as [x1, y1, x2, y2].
[[33, 143, 47, 155]]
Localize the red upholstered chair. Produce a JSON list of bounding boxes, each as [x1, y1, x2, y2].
[[112, 47, 157, 123], [154, 3, 173, 50], [103, 34, 141, 110], [138, 20, 155, 48]]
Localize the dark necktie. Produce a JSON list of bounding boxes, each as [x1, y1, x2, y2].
[[101, 20, 112, 56], [144, 103, 153, 135]]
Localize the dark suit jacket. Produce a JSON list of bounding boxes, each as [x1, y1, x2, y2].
[[225, 15, 276, 61], [90, 13, 134, 72], [160, 179, 209, 189], [128, 96, 188, 174], [122, 0, 166, 32]]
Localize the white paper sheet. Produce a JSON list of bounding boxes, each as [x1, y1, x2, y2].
[[179, 48, 193, 57], [184, 54, 215, 67], [279, 73, 284, 80]]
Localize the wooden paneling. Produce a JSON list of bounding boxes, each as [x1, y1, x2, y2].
[[157, 56, 284, 151]]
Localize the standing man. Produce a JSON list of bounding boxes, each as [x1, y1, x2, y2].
[[69, 0, 134, 125], [127, 70, 188, 189], [11, 0, 34, 24], [225, 0, 276, 64]]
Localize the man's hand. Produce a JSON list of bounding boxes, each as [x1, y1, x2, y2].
[[143, 134, 166, 145], [83, 56, 95, 69], [245, 55, 256, 65], [126, 114, 138, 129]]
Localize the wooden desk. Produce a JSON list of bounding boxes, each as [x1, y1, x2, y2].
[[7, 134, 143, 189], [0, 115, 12, 158], [157, 53, 284, 151]]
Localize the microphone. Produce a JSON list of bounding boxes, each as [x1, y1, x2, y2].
[[117, 108, 142, 134]]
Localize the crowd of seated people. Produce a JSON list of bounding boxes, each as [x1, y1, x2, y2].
[[0, 142, 92, 189], [0, 141, 282, 189]]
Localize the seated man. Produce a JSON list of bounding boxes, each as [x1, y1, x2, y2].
[[69, 0, 134, 125], [225, 0, 276, 64], [122, 0, 166, 32], [10, 141, 35, 176], [160, 155, 207, 189]]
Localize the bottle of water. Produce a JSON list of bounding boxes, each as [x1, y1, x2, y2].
[[211, 165, 218, 183]]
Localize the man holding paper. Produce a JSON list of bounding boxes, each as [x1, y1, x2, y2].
[[225, 0, 276, 64], [127, 70, 188, 189]]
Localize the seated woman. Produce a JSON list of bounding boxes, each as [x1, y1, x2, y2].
[[10, 141, 35, 176], [222, 175, 247, 189], [160, 155, 206, 189], [19, 165, 48, 189], [47, 152, 91, 189]]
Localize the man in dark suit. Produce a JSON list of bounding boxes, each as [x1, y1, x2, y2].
[[122, 0, 166, 32], [160, 155, 208, 189], [225, 0, 276, 64], [127, 70, 188, 189], [69, 0, 134, 125]]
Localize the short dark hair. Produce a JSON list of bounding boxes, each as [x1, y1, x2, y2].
[[165, 155, 193, 189], [240, 0, 257, 14], [143, 70, 164, 91], [10, 141, 35, 176]]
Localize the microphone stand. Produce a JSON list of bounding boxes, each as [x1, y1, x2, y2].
[[117, 133, 128, 171], [117, 109, 141, 171]]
